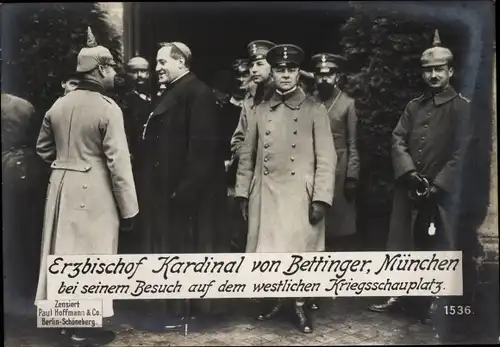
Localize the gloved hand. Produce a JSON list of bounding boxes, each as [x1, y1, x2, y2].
[[120, 216, 135, 232], [309, 201, 328, 225], [236, 197, 249, 221], [344, 178, 358, 203], [405, 171, 425, 191]]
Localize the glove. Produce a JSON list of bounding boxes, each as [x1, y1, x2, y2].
[[405, 171, 425, 191], [344, 178, 357, 203], [309, 201, 328, 225], [119, 216, 135, 232], [236, 197, 249, 221]]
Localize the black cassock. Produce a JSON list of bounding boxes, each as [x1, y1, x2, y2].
[[137, 72, 229, 317]]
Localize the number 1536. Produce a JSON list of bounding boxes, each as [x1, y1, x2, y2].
[[444, 305, 473, 315]]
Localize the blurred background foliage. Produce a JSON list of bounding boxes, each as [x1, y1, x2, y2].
[[1, 3, 122, 115]]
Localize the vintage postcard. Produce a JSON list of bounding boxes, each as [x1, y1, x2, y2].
[[2, 1, 497, 346]]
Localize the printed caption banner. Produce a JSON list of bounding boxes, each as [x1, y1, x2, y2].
[[46, 251, 463, 300]]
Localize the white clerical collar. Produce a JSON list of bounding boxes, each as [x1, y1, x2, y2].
[[170, 70, 190, 84], [276, 86, 298, 96]]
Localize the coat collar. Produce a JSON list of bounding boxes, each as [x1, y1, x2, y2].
[[76, 79, 106, 94], [269, 86, 306, 110], [422, 85, 458, 106]]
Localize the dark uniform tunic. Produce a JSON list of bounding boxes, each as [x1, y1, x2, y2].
[[387, 86, 472, 251], [315, 88, 360, 241]]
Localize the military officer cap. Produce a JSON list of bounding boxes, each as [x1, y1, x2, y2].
[[232, 58, 249, 75], [127, 56, 149, 70], [266, 44, 305, 68], [311, 53, 347, 74], [77, 27, 116, 73], [420, 30, 453, 68], [247, 40, 276, 62]]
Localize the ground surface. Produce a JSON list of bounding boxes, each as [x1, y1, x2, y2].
[[4, 297, 491, 346]]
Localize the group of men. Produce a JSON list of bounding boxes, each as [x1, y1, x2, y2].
[[0, 25, 471, 345]]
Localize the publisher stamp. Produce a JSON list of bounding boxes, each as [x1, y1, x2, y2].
[[36, 300, 103, 328]]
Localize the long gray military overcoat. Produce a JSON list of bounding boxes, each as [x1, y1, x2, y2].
[[316, 88, 360, 238], [387, 86, 472, 251], [34, 80, 138, 317], [235, 87, 336, 253]]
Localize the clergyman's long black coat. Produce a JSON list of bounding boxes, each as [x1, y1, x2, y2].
[[136, 72, 228, 315]]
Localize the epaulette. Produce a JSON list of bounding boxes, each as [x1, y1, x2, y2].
[[458, 93, 471, 103], [408, 94, 424, 104], [101, 94, 114, 105]]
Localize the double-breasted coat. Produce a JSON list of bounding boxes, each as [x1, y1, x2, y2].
[[34, 80, 139, 317], [387, 86, 472, 251], [138, 72, 228, 315], [235, 87, 336, 253], [2, 93, 47, 311], [315, 88, 360, 238]]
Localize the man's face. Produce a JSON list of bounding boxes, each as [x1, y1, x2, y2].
[[234, 70, 250, 95], [314, 72, 338, 87], [422, 64, 453, 91], [62, 78, 79, 95], [156, 47, 182, 84], [127, 68, 150, 87], [249, 58, 271, 84], [272, 65, 300, 92]]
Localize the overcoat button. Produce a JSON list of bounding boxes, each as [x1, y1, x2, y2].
[[266, 131, 271, 135], [80, 204, 85, 208], [264, 157, 269, 162], [264, 171, 269, 175], [290, 157, 295, 162], [20, 176, 26, 180], [154, 162, 160, 167], [293, 131, 297, 135], [83, 184, 88, 189], [292, 144, 296, 148], [294, 117, 298, 122], [264, 144, 270, 148], [291, 171, 295, 176]]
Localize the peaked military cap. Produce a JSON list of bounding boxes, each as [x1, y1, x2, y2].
[[311, 53, 347, 74], [247, 40, 276, 62], [77, 27, 116, 73], [267, 44, 305, 67], [421, 30, 453, 67], [127, 56, 149, 70], [232, 58, 249, 75]]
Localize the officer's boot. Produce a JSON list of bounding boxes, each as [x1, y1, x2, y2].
[[256, 298, 285, 321], [368, 297, 402, 313], [294, 298, 313, 334]]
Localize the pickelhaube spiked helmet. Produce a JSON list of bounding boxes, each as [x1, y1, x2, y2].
[[76, 27, 116, 73], [420, 30, 453, 68]]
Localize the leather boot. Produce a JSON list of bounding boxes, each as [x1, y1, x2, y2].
[[256, 299, 285, 321], [294, 299, 313, 334], [368, 297, 402, 313]]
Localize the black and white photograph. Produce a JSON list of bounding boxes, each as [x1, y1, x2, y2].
[[1, 1, 497, 346]]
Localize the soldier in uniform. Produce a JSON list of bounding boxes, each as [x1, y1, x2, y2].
[[368, 30, 472, 324], [2, 93, 46, 316], [235, 44, 336, 333], [35, 28, 138, 345], [311, 53, 360, 251], [122, 56, 152, 162], [230, 40, 276, 159]]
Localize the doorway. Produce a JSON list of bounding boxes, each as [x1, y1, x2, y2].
[[136, 2, 353, 86]]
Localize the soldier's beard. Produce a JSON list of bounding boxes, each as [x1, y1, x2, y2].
[[317, 83, 335, 101]]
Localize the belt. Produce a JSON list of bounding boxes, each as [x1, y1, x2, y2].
[[51, 160, 92, 172]]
